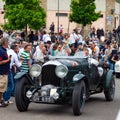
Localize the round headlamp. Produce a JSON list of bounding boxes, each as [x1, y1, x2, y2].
[[55, 65, 68, 78], [29, 64, 42, 77]]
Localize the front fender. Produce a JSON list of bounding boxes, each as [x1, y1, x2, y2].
[[104, 70, 114, 89], [73, 73, 85, 82], [14, 71, 33, 84], [14, 71, 27, 80]]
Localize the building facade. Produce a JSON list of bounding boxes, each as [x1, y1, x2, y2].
[[45, 0, 119, 33], [0, 0, 119, 33], [0, 0, 4, 26], [92, 0, 119, 31]]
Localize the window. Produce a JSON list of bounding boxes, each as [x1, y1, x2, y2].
[[56, 13, 68, 17], [100, 14, 103, 18]]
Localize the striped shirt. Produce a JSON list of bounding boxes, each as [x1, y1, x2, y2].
[[20, 50, 30, 72]]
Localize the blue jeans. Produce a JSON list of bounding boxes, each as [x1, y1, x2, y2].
[[108, 61, 114, 70], [118, 33, 120, 41], [3, 70, 14, 101]]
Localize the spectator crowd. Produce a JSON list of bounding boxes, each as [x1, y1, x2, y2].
[[0, 25, 120, 107]]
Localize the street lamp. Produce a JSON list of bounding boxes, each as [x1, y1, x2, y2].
[[57, 0, 59, 33]]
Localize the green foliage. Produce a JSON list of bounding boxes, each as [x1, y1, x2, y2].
[[116, 0, 120, 3], [1, 23, 13, 30], [69, 0, 101, 26], [2, 0, 46, 30]]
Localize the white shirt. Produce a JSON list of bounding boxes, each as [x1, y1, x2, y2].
[[3, 32, 9, 38], [55, 49, 68, 56], [18, 48, 24, 58], [95, 46, 100, 56], [33, 47, 44, 63], [69, 33, 78, 45], [87, 48, 92, 56], [78, 34, 83, 43], [42, 34, 51, 43], [59, 25, 64, 32], [7, 49, 21, 69]]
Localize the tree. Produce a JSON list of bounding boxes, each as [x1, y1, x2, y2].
[[2, 0, 46, 30], [116, 0, 120, 3], [69, 0, 101, 34]]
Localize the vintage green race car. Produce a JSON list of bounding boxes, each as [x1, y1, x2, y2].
[[14, 55, 115, 116]]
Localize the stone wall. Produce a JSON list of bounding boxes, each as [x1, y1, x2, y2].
[[41, 0, 47, 11], [106, 0, 115, 31]]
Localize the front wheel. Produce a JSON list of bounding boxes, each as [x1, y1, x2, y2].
[[72, 80, 86, 116], [15, 77, 31, 112], [104, 75, 115, 101]]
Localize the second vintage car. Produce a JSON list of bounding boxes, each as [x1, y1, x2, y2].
[[14, 55, 115, 116]]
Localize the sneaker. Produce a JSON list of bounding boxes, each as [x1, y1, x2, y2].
[[8, 100, 13, 104], [0, 102, 8, 107], [4, 100, 13, 104]]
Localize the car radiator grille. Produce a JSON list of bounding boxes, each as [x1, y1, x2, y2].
[[41, 65, 61, 86]]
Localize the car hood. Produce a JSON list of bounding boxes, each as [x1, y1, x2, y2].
[[43, 58, 87, 67]]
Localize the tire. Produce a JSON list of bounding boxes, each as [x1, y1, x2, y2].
[[104, 75, 115, 101], [72, 80, 86, 116], [15, 77, 30, 112]]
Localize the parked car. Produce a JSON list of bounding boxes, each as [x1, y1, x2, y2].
[[115, 60, 120, 78], [14, 55, 115, 116]]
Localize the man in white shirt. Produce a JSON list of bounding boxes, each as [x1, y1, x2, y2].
[[3, 44, 21, 104], [7, 45, 21, 69], [33, 42, 46, 64], [78, 33, 83, 43], [69, 30, 79, 47], [42, 31, 51, 43]]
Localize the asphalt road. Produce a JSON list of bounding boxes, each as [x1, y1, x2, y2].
[[0, 78, 120, 120]]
